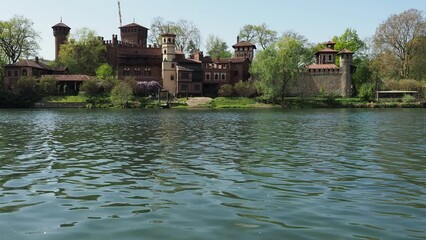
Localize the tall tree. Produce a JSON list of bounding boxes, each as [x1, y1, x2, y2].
[[251, 31, 313, 102], [374, 8, 426, 79], [58, 28, 106, 75], [148, 17, 201, 55], [239, 23, 277, 49], [205, 35, 232, 59], [0, 15, 40, 64], [332, 28, 367, 57]]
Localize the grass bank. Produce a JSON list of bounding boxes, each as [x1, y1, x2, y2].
[[208, 97, 277, 109]]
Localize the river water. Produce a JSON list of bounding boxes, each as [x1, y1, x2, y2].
[[0, 108, 425, 239]]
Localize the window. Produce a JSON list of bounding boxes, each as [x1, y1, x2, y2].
[[123, 68, 130, 76], [234, 70, 238, 76], [144, 68, 151, 76], [134, 68, 141, 76], [22, 69, 28, 76], [171, 63, 175, 68], [205, 73, 210, 80], [214, 73, 219, 80], [170, 75, 174, 81], [14, 71, 18, 77], [329, 55, 332, 61], [181, 72, 190, 79], [180, 83, 188, 91], [164, 50, 167, 54], [7, 71, 11, 77], [194, 84, 201, 92], [221, 73, 226, 80]]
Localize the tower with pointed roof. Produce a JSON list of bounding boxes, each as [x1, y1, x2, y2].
[[162, 33, 177, 95], [52, 20, 71, 61], [338, 49, 354, 97], [232, 36, 256, 62]]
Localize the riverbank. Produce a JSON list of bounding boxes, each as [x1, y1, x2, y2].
[[30, 96, 426, 109]]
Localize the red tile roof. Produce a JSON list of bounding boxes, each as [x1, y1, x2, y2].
[[52, 22, 70, 28], [45, 75, 95, 82], [315, 48, 339, 54], [307, 64, 339, 69], [7, 60, 55, 70], [214, 57, 249, 64], [232, 41, 257, 49], [338, 49, 354, 54], [120, 23, 149, 29]]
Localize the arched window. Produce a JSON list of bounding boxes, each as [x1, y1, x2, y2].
[[214, 73, 219, 80], [164, 50, 167, 54], [22, 69, 27, 76]]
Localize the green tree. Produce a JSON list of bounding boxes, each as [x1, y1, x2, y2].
[[332, 28, 367, 56], [251, 32, 313, 102], [239, 23, 277, 49], [205, 35, 232, 59], [96, 63, 114, 80], [234, 81, 256, 97], [0, 15, 40, 64], [37, 76, 57, 96], [218, 84, 234, 97], [111, 81, 133, 107], [374, 9, 426, 79], [81, 78, 102, 97], [148, 17, 201, 55], [58, 28, 106, 75]]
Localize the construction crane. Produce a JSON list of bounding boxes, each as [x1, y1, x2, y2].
[[117, 0, 123, 27]]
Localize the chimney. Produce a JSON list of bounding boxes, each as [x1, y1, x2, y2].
[[35, 57, 39, 63], [237, 35, 240, 43]]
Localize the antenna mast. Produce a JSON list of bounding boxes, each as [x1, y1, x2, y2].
[[117, 0, 123, 27]]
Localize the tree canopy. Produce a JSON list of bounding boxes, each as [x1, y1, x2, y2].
[[332, 28, 367, 57], [0, 15, 40, 64], [58, 28, 106, 75], [251, 32, 313, 102], [374, 8, 426, 79], [239, 23, 277, 49], [148, 17, 201, 55], [205, 35, 232, 59]]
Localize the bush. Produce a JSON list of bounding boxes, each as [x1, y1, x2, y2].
[[218, 84, 234, 97], [110, 81, 133, 107], [81, 78, 102, 97], [358, 83, 375, 102], [38, 76, 58, 96], [101, 77, 119, 94], [234, 81, 256, 97], [402, 94, 416, 103], [382, 79, 425, 98]]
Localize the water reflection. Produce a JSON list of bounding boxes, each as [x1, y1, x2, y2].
[[0, 108, 425, 239]]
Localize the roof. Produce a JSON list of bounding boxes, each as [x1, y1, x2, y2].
[[338, 49, 354, 54], [6, 59, 54, 70], [176, 65, 195, 72], [232, 41, 257, 49], [214, 57, 249, 64], [307, 64, 339, 69], [45, 75, 95, 82], [177, 58, 202, 64], [325, 41, 336, 45], [315, 48, 339, 54], [52, 22, 70, 29], [120, 23, 149, 29]]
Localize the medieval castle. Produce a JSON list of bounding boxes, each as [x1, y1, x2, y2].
[[3, 21, 354, 97]]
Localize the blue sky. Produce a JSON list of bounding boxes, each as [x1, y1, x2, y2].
[[1, 0, 424, 60]]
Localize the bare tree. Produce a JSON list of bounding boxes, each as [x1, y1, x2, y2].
[[148, 17, 201, 55], [239, 23, 277, 49], [374, 9, 426, 79], [0, 15, 40, 64]]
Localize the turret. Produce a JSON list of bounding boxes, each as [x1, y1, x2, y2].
[[119, 23, 148, 47], [161, 33, 177, 95], [338, 49, 354, 97], [232, 36, 256, 62], [52, 20, 71, 61]]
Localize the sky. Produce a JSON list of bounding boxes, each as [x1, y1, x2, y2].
[[0, 0, 425, 60]]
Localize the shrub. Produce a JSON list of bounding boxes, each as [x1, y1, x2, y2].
[[234, 81, 256, 97], [101, 77, 119, 94], [81, 78, 102, 97], [111, 81, 133, 107], [358, 83, 375, 102], [402, 94, 416, 103], [38, 76, 58, 96], [218, 84, 234, 97]]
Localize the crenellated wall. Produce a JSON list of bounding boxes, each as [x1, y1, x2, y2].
[[287, 72, 343, 96]]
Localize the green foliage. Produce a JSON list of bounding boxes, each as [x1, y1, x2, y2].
[[42, 95, 87, 103], [234, 81, 256, 97], [218, 84, 234, 97], [58, 28, 106, 75], [38, 76, 57, 96], [381, 79, 425, 97], [239, 23, 277, 49], [251, 31, 313, 102], [81, 78, 102, 97], [210, 97, 257, 108], [332, 28, 367, 56], [205, 35, 232, 59], [111, 81, 133, 107], [96, 64, 114, 80], [402, 94, 416, 103], [101, 77, 119, 94], [0, 15, 40, 64], [358, 83, 376, 102]]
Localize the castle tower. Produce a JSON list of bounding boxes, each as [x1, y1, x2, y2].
[[161, 33, 177, 95], [52, 20, 71, 61], [119, 23, 148, 47], [338, 49, 354, 97], [315, 41, 338, 64], [232, 36, 256, 62]]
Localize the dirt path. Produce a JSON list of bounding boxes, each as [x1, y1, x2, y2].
[[186, 97, 212, 108]]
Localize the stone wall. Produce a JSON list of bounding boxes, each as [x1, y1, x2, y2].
[[287, 72, 343, 97]]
